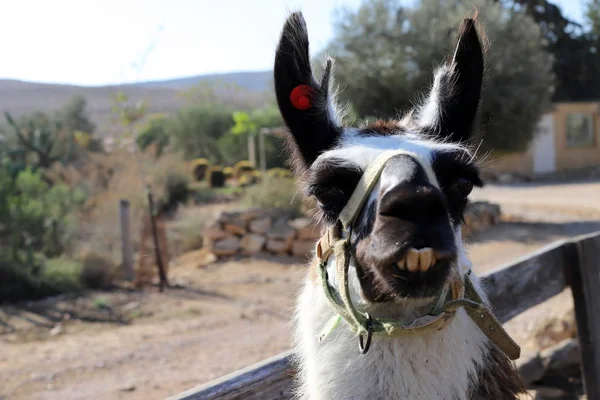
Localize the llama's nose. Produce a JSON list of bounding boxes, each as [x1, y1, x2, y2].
[[378, 183, 448, 224]]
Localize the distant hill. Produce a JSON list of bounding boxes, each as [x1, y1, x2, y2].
[[0, 70, 273, 136], [130, 71, 273, 91]]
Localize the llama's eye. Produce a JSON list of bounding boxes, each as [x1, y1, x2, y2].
[[453, 178, 474, 198]]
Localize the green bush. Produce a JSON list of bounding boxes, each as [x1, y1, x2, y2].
[[0, 258, 83, 303], [241, 176, 302, 216], [162, 170, 190, 211], [0, 167, 86, 261], [43, 257, 84, 291], [206, 166, 226, 188]]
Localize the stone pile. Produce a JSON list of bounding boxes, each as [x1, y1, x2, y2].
[[201, 201, 502, 261], [202, 208, 323, 258]]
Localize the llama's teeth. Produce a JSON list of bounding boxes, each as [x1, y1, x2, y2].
[[396, 258, 406, 270], [419, 248, 433, 272], [406, 248, 420, 272]]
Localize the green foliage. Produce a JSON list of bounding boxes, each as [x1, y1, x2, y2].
[[206, 166, 226, 188], [136, 114, 170, 156], [324, 0, 554, 153], [0, 167, 85, 260], [161, 170, 190, 211], [57, 95, 96, 134], [587, 0, 600, 36], [219, 106, 287, 168], [111, 90, 147, 128], [501, 0, 600, 101], [169, 105, 234, 161], [231, 111, 258, 136], [43, 257, 84, 291], [241, 176, 302, 216]]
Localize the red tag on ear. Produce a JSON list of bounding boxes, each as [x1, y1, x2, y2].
[[290, 85, 313, 110]]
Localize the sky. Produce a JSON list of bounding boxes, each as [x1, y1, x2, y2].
[[0, 0, 587, 86]]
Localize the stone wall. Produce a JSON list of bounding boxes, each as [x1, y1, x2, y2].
[[201, 201, 502, 261]]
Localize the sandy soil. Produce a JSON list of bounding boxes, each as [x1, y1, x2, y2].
[[1, 179, 599, 400]]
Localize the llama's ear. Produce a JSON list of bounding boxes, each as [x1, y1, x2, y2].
[[416, 18, 484, 144], [274, 12, 343, 168]]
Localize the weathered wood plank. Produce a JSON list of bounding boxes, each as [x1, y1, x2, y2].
[[481, 238, 569, 324], [565, 232, 600, 400], [168, 351, 295, 400]]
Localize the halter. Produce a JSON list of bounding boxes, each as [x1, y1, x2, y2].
[[315, 150, 521, 360]]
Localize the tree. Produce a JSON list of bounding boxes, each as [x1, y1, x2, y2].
[[219, 106, 287, 168], [586, 0, 600, 36], [497, 0, 600, 101], [57, 95, 96, 134], [324, 0, 554, 153], [168, 105, 234, 161], [136, 113, 170, 156]]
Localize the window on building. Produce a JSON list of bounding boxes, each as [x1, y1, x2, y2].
[[565, 113, 595, 148]]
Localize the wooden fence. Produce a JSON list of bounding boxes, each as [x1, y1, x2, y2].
[[169, 231, 600, 400]]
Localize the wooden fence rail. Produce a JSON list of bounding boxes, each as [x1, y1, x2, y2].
[[169, 231, 600, 400]]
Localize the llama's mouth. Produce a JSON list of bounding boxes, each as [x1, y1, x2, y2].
[[393, 247, 453, 273], [354, 245, 456, 301]]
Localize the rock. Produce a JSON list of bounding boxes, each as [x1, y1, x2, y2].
[[292, 240, 315, 257], [517, 352, 545, 385], [249, 217, 272, 234], [224, 220, 247, 236], [202, 223, 229, 240], [176, 248, 217, 267], [240, 208, 265, 222], [212, 236, 241, 256], [119, 383, 136, 392], [540, 338, 581, 374], [49, 324, 63, 336], [268, 218, 296, 242], [266, 238, 293, 254], [241, 234, 266, 254], [290, 218, 322, 240]]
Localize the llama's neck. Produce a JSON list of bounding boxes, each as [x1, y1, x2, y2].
[[292, 258, 521, 400]]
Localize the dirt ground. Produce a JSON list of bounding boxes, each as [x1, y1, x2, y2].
[[1, 179, 599, 400]]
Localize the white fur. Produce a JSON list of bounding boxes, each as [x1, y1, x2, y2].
[[293, 133, 492, 400]]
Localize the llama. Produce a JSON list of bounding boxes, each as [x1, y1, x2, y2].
[[273, 12, 526, 400]]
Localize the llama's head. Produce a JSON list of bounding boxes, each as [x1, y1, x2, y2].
[[274, 12, 484, 303]]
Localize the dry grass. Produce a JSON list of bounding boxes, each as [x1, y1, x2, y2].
[[56, 147, 191, 265]]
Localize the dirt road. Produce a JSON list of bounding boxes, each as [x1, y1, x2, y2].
[[1, 180, 599, 400]]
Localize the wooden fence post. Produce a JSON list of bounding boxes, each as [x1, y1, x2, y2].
[[564, 234, 600, 400], [146, 185, 169, 292], [119, 199, 134, 281]]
